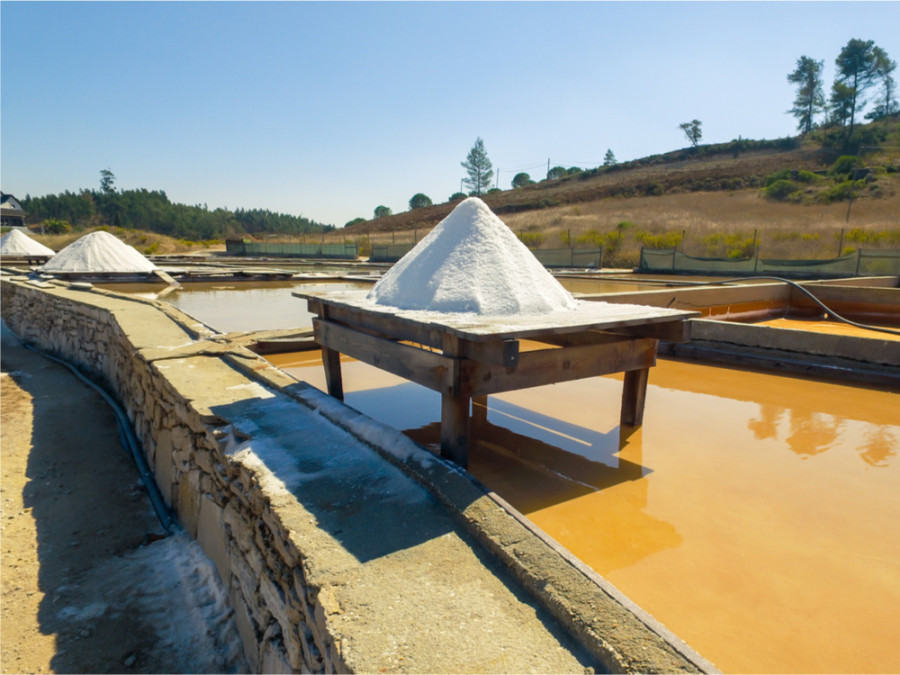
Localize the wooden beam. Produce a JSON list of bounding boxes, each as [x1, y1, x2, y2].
[[459, 338, 520, 368], [313, 319, 452, 393], [609, 320, 693, 343], [461, 338, 658, 397], [310, 301, 445, 349]]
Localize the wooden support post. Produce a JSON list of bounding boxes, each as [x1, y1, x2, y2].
[[322, 347, 344, 401], [441, 393, 470, 467], [440, 333, 471, 466], [620, 367, 650, 427]]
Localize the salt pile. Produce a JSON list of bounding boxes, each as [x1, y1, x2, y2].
[[41, 231, 157, 273], [0, 229, 55, 257], [368, 197, 577, 315]]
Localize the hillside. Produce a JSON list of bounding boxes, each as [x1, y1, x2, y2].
[[343, 119, 900, 265]]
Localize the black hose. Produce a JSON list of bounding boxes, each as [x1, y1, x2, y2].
[[20, 341, 178, 534], [697, 275, 900, 338]]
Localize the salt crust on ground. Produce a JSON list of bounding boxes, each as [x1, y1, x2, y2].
[[41, 231, 157, 273], [0, 229, 55, 257], [369, 197, 577, 315]]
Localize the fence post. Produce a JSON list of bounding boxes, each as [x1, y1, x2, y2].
[[837, 228, 845, 257]]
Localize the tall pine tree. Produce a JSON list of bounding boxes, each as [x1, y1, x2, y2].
[[461, 138, 493, 196]]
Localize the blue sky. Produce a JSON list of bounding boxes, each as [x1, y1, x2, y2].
[[2, 1, 898, 228]]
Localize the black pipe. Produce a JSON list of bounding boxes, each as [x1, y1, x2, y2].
[[20, 340, 178, 534]]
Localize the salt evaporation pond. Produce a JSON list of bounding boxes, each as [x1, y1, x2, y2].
[[266, 197, 900, 673], [268, 350, 900, 674]]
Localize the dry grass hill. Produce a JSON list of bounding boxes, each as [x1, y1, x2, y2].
[[342, 119, 900, 267]]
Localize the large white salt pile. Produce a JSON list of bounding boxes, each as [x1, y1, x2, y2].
[[41, 231, 157, 273], [368, 197, 576, 315], [0, 229, 55, 257]]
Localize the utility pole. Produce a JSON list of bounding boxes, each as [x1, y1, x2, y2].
[[547, 158, 550, 180]]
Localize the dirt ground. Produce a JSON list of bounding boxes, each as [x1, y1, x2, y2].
[[0, 322, 246, 674]]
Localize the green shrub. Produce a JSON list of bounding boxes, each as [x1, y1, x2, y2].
[[829, 155, 863, 177], [795, 170, 820, 183], [764, 179, 799, 201], [43, 218, 72, 234], [765, 169, 792, 186], [819, 179, 863, 203]]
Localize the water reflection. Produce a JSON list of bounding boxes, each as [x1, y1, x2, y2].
[[279, 355, 900, 673]]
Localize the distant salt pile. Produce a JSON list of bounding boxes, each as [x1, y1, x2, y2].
[[41, 231, 157, 273], [369, 197, 576, 315], [0, 229, 55, 257]]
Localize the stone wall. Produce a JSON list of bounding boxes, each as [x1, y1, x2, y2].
[[1, 277, 716, 675]]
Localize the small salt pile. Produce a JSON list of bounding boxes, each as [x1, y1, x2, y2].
[[0, 229, 55, 257], [41, 231, 157, 273], [368, 197, 577, 316]]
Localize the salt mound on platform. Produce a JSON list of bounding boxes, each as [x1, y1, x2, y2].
[[41, 231, 157, 273], [368, 197, 576, 315], [0, 229, 55, 257]]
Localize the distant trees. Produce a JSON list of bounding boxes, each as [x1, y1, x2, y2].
[[448, 192, 467, 202], [787, 56, 825, 134], [345, 217, 367, 228], [374, 205, 392, 218], [408, 193, 433, 210], [603, 149, 617, 166], [511, 172, 533, 188], [100, 169, 116, 194], [21, 174, 333, 241], [679, 120, 702, 148], [792, 40, 897, 135], [547, 166, 567, 180], [867, 48, 898, 120], [833, 39, 883, 135], [461, 138, 493, 196]]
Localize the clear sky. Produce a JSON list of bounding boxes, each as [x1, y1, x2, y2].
[[2, 1, 898, 228]]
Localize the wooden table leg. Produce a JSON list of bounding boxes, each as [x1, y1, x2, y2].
[[322, 347, 344, 401], [441, 393, 470, 467], [621, 367, 649, 427], [471, 395, 488, 430]]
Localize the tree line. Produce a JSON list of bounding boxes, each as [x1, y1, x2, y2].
[[787, 38, 897, 136], [21, 169, 333, 240]]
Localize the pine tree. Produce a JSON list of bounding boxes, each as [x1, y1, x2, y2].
[[460, 138, 493, 196], [787, 56, 825, 134]]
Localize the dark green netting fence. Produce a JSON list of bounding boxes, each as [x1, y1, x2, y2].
[[225, 240, 358, 259], [533, 248, 603, 269], [639, 248, 900, 278], [370, 244, 415, 263]]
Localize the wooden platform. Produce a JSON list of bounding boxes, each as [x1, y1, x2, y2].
[[295, 289, 698, 467]]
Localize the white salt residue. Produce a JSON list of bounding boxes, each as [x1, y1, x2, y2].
[[41, 231, 157, 273], [368, 197, 576, 315], [53, 532, 247, 673], [0, 229, 55, 257]]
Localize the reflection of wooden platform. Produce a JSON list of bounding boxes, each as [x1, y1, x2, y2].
[[295, 290, 698, 467]]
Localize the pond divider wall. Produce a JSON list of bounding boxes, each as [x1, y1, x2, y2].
[[1, 276, 716, 674]]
